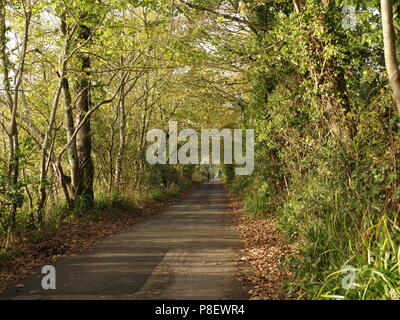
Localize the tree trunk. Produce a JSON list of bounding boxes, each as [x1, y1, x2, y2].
[[62, 76, 81, 196], [37, 70, 64, 223], [381, 0, 400, 112], [0, 2, 31, 225], [115, 83, 127, 188], [75, 21, 94, 207], [0, 1, 17, 225]]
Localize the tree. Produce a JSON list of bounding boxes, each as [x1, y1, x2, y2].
[[381, 0, 400, 112], [0, 0, 33, 225]]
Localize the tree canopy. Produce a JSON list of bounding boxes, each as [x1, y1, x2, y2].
[[0, 0, 399, 300]]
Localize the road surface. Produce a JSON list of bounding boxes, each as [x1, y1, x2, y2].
[[1, 181, 247, 300]]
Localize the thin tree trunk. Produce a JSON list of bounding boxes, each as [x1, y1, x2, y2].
[[37, 67, 64, 223], [381, 0, 400, 112], [60, 13, 80, 199], [115, 83, 127, 188], [108, 100, 119, 192], [0, 2, 31, 225], [62, 76, 81, 196]]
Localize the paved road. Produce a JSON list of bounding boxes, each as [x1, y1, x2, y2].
[[1, 181, 247, 300]]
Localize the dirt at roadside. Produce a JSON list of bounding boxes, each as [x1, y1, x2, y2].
[[226, 193, 299, 300]]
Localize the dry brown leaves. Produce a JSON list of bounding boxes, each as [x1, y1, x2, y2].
[[0, 185, 199, 294], [226, 193, 298, 300]]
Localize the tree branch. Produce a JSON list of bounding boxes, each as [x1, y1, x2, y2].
[[176, 0, 269, 32]]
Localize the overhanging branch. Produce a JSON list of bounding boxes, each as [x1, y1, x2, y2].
[[176, 0, 269, 32]]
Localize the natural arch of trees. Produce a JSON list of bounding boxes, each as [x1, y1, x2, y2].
[[0, 0, 399, 299]]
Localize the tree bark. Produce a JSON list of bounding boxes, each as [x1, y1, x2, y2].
[[381, 0, 400, 112], [60, 13, 81, 199], [115, 83, 127, 188], [0, 2, 31, 225], [75, 20, 94, 206]]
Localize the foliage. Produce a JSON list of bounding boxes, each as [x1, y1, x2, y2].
[[0, 0, 399, 300], [223, 0, 400, 299]]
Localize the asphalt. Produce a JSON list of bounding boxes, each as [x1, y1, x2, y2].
[[1, 181, 248, 300]]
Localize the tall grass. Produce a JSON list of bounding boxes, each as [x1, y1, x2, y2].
[[229, 156, 400, 300]]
